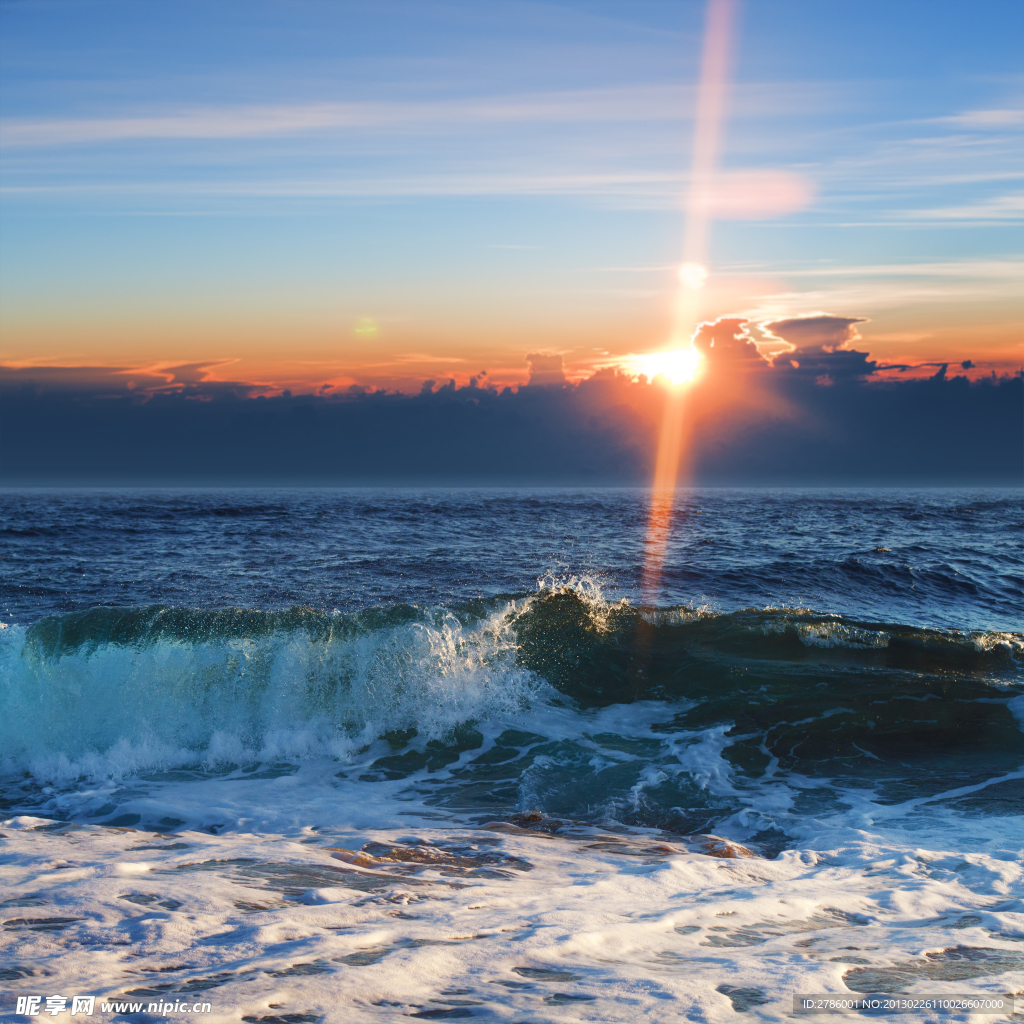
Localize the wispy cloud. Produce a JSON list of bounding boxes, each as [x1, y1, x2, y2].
[[738, 278, 1021, 320], [0, 82, 840, 148], [1, 89, 684, 148], [0, 170, 684, 199], [770, 258, 1024, 278], [895, 191, 1024, 221], [581, 257, 1024, 281], [929, 108, 1024, 129], [683, 259, 1024, 324], [0, 168, 820, 212], [1, 104, 381, 147], [5, 87, 1015, 224]]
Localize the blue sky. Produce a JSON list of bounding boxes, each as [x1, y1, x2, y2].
[[1, 0, 1021, 390]]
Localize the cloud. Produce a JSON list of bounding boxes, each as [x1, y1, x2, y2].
[[896, 191, 1024, 222], [932, 109, 1024, 129], [0, 362, 266, 398], [0, 363, 165, 394], [0, 83, 839, 149], [3, 93, 689, 148], [155, 361, 239, 385], [0, 170, 686, 201], [774, 259, 1024, 280], [526, 353, 566, 386], [692, 318, 765, 364], [2, 348, 1019, 485], [761, 315, 875, 379], [763, 315, 868, 350]]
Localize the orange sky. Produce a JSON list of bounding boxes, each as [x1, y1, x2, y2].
[[2, 262, 1020, 395]]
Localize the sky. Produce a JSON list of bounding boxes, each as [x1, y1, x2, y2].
[[0, 0, 1021, 483]]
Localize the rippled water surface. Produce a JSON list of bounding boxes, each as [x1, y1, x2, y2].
[[2, 486, 1022, 628]]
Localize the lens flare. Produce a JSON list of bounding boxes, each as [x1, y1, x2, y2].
[[679, 263, 708, 289], [642, 0, 737, 606], [354, 316, 379, 338]]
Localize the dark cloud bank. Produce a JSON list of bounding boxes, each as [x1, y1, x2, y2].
[[2, 319, 1021, 485]]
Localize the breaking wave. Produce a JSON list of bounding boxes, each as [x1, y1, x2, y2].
[[2, 584, 1021, 787]]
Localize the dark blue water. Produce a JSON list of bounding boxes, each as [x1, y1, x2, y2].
[[2, 487, 1021, 631], [1, 487, 1021, 835]]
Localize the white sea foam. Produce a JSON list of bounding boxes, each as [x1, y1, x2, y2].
[[1, 771, 1021, 1023]]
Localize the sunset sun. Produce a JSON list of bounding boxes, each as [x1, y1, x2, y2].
[[635, 345, 705, 386]]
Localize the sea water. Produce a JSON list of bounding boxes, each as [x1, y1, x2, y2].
[[0, 488, 1021, 1022]]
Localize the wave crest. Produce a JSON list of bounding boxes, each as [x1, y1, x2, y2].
[[3, 589, 1021, 784], [3, 601, 544, 780]]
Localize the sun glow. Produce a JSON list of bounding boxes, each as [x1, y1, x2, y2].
[[636, 346, 705, 386]]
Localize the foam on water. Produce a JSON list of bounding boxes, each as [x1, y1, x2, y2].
[[2, 782, 1022, 1022]]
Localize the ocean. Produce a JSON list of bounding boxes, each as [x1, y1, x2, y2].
[[1, 487, 1022, 1022]]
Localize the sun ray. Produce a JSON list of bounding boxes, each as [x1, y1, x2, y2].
[[642, 0, 737, 603]]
